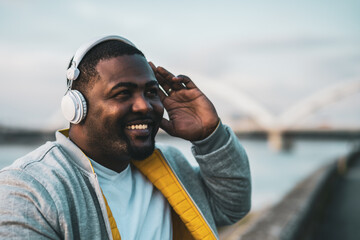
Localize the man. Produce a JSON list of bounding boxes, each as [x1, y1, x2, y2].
[[0, 35, 251, 239]]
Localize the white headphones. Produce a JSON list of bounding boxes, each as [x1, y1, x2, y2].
[[61, 35, 136, 124]]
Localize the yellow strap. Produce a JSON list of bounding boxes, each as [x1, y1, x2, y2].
[[102, 193, 121, 240], [59, 129, 69, 137], [132, 149, 216, 240]]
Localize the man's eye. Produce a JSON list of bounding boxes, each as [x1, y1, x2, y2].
[[114, 90, 131, 98], [119, 90, 130, 95], [146, 88, 159, 97]]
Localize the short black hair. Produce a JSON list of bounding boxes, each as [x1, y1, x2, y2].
[[67, 40, 145, 93]]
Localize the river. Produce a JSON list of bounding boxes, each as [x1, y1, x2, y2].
[[0, 135, 358, 211]]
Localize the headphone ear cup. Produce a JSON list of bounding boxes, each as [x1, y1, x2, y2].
[[75, 90, 88, 120], [61, 90, 87, 124]]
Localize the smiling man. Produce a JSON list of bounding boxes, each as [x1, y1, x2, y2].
[[71, 53, 165, 172], [0, 36, 251, 240]]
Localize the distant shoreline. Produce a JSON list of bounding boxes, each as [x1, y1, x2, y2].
[[0, 130, 55, 145], [1, 129, 359, 145]]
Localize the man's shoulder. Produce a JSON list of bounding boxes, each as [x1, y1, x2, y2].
[[0, 141, 70, 181], [2, 141, 57, 170], [156, 143, 183, 156], [155, 143, 197, 173], [155, 143, 191, 165], [0, 140, 89, 202]]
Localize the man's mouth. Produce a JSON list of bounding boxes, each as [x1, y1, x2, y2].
[[124, 119, 155, 138], [126, 124, 149, 130]]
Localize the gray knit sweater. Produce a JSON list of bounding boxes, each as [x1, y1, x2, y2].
[[0, 124, 251, 239]]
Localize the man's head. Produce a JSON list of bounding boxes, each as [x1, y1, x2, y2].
[[66, 36, 164, 171], [68, 39, 145, 95]]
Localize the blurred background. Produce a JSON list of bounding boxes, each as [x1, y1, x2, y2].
[[1, 0, 359, 131], [1, 0, 359, 238]]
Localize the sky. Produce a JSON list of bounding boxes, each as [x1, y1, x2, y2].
[[0, 0, 359, 130]]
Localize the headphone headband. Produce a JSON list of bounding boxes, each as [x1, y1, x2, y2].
[[66, 35, 136, 82]]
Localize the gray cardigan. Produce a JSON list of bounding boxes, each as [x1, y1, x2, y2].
[[0, 124, 251, 239]]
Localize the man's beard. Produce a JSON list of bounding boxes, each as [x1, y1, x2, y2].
[[127, 138, 156, 160], [119, 122, 158, 161], [85, 112, 160, 162]]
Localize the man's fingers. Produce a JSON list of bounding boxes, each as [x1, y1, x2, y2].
[[149, 63, 174, 95], [148, 61, 157, 74], [156, 67, 177, 94], [156, 66, 197, 95], [155, 72, 172, 95], [156, 66, 175, 82], [149, 62, 171, 95], [173, 75, 197, 89]]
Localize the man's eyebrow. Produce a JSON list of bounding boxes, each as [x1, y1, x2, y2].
[[110, 82, 138, 92], [109, 80, 158, 93], [146, 80, 159, 87]]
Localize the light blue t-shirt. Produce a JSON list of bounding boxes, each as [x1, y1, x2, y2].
[[90, 160, 172, 240]]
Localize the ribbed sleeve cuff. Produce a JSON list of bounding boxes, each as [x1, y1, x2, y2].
[[191, 120, 230, 155]]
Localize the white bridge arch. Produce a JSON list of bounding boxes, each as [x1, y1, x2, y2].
[[205, 80, 360, 131]]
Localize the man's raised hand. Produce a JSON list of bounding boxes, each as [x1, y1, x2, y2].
[[149, 62, 219, 141]]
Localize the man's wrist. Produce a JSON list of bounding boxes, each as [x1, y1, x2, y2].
[[191, 120, 229, 155]]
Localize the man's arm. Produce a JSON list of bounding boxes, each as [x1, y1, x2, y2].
[[151, 63, 251, 225], [192, 122, 251, 226]]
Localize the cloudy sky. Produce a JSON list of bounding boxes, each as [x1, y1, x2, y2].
[[0, 0, 359, 130]]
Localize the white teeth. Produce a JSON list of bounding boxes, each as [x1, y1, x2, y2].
[[126, 124, 148, 130]]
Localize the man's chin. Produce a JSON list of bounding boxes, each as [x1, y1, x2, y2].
[[129, 144, 155, 161]]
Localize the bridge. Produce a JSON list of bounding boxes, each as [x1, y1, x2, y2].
[[205, 80, 360, 150]]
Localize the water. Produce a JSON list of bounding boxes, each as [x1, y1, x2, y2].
[[242, 138, 356, 210], [0, 144, 42, 168], [156, 136, 357, 210], [0, 136, 358, 211]]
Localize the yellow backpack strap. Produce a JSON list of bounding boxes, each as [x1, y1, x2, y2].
[[171, 208, 195, 240], [102, 192, 121, 240], [132, 149, 217, 240]]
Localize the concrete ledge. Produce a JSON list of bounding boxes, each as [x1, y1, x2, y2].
[[238, 150, 360, 240]]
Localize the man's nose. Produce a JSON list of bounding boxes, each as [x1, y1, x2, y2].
[[132, 95, 153, 113]]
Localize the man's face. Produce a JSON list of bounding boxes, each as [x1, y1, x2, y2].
[[83, 54, 164, 162]]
